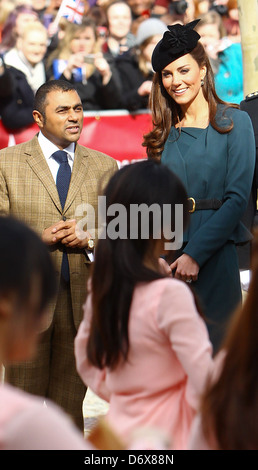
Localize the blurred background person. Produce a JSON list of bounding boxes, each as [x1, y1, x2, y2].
[[41, 0, 88, 57], [102, 1, 135, 57], [0, 4, 39, 53], [43, 0, 63, 24], [0, 21, 48, 130], [126, 0, 156, 34], [209, 0, 240, 42], [30, 0, 60, 32], [195, 10, 243, 103], [222, 0, 240, 43], [209, 0, 229, 16], [155, 0, 197, 26], [189, 227, 258, 450], [126, 0, 154, 20], [193, 0, 210, 16], [0, 216, 94, 450], [46, 18, 122, 110], [115, 17, 167, 110], [86, 3, 109, 48], [31, 0, 48, 23], [3, 20, 47, 93], [0, 0, 16, 42]]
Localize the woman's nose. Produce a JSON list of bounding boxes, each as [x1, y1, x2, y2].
[[172, 73, 181, 86]]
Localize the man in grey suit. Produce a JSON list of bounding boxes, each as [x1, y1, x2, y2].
[[0, 80, 118, 431]]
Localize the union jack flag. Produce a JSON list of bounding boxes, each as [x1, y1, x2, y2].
[[57, 0, 85, 24]]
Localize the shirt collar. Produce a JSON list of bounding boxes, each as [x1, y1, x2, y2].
[[38, 131, 75, 162]]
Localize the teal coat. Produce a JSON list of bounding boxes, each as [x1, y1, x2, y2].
[[162, 106, 256, 351], [215, 43, 244, 104]]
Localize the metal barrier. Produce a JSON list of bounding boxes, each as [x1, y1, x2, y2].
[[0, 110, 151, 165]]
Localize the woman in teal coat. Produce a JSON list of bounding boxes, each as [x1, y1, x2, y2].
[[143, 20, 256, 352]]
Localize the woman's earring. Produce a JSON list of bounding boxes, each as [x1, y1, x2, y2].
[[201, 78, 205, 86]]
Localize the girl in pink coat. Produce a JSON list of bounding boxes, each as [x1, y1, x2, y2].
[[75, 160, 214, 449]]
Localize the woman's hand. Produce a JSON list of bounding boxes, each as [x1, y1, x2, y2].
[[170, 253, 199, 283], [137, 80, 152, 96], [63, 53, 85, 79], [158, 257, 172, 276], [94, 53, 112, 85]]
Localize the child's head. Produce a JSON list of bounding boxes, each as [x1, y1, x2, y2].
[[88, 160, 189, 369], [0, 216, 57, 364], [102, 159, 189, 260]]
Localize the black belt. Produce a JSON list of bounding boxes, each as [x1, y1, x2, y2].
[[187, 197, 223, 213]]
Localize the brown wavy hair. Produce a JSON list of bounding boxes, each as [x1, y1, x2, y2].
[[142, 42, 239, 160]]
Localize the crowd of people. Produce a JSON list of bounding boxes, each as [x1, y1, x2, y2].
[[0, 0, 245, 130], [0, 0, 258, 454]]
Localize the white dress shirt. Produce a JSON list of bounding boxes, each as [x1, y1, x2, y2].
[[38, 131, 75, 183]]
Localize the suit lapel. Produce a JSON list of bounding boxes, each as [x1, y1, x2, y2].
[[25, 136, 62, 213], [64, 145, 89, 213]]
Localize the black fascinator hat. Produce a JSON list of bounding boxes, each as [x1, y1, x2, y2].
[[152, 19, 201, 72]]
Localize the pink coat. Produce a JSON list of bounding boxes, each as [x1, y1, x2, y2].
[[188, 351, 226, 450], [0, 383, 94, 450], [75, 278, 214, 449]]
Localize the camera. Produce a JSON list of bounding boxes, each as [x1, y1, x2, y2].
[[169, 0, 188, 15], [210, 4, 228, 16], [84, 54, 95, 64]]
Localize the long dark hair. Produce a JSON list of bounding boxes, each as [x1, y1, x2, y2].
[[87, 160, 189, 369], [200, 228, 258, 449], [0, 216, 57, 316], [143, 42, 239, 160]]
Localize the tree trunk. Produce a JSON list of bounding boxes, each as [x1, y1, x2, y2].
[[237, 0, 258, 96]]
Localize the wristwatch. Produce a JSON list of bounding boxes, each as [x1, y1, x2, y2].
[[87, 238, 95, 250]]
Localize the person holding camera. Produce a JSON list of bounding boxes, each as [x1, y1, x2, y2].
[[46, 18, 122, 110]]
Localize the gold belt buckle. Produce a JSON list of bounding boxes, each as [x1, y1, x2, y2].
[[188, 197, 196, 213]]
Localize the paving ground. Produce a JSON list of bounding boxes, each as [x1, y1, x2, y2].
[[83, 388, 109, 435]]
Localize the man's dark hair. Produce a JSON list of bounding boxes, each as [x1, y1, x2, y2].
[[33, 80, 77, 119]]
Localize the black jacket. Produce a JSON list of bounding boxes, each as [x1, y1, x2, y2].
[[0, 61, 35, 130], [115, 49, 153, 111], [61, 69, 122, 111]]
